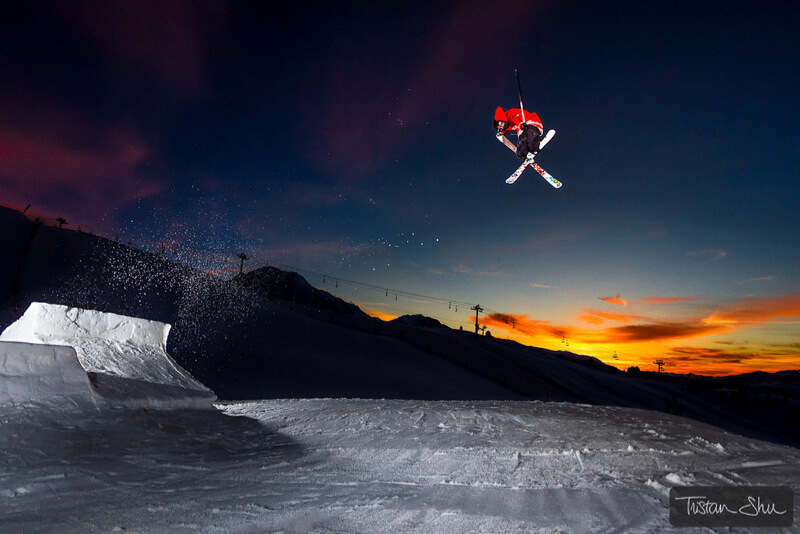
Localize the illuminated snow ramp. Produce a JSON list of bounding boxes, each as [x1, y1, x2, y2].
[[0, 303, 216, 410], [0, 341, 96, 408]]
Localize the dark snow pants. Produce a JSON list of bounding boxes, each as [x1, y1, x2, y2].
[[516, 127, 543, 159]]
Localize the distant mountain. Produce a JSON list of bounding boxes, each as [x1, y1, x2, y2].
[[390, 314, 446, 328], [233, 266, 366, 316]]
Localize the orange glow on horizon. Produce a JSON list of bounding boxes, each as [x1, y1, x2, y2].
[[358, 293, 800, 377], [367, 311, 399, 322], [478, 305, 800, 377]]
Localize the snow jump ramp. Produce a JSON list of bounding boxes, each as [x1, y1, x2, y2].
[[0, 302, 216, 410], [0, 341, 96, 409]]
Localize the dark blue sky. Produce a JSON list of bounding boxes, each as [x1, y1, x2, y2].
[[2, 1, 799, 374]]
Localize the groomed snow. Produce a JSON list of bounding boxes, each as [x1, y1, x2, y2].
[[0, 303, 215, 409], [1, 398, 797, 532]]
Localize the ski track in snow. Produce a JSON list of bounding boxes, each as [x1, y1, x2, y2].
[[2, 399, 798, 533]]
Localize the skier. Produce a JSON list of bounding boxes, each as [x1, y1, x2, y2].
[[493, 106, 544, 160]]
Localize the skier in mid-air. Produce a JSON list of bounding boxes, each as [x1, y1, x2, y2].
[[495, 71, 562, 188], [493, 106, 544, 160]]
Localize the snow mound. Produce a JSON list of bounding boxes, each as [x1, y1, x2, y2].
[[0, 341, 96, 408], [234, 266, 366, 316], [0, 302, 215, 409]]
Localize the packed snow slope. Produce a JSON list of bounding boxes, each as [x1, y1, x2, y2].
[[1, 398, 798, 532], [1, 206, 798, 446]]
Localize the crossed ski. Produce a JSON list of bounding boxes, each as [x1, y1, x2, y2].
[[497, 129, 562, 188]]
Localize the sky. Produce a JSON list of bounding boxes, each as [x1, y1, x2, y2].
[[2, 0, 799, 376]]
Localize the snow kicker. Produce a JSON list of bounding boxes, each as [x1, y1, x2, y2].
[[0, 302, 216, 409]]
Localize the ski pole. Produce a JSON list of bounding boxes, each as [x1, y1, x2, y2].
[[515, 69, 526, 123]]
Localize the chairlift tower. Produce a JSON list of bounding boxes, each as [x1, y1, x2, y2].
[[471, 304, 483, 335]]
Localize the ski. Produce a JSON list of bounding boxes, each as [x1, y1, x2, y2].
[[530, 160, 562, 188], [496, 132, 517, 151], [501, 128, 560, 187], [539, 128, 555, 150], [506, 154, 562, 188], [505, 158, 530, 184]]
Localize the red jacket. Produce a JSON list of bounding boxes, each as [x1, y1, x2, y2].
[[494, 106, 543, 134]]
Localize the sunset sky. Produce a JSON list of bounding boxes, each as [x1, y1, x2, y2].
[[2, 1, 798, 376]]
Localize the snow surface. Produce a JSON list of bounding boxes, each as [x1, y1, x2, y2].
[[2, 398, 798, 532], [0, 302, 215, 409]]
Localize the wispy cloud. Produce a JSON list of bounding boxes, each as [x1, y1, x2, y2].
[[577, 309, 646, 325], [585, 322, 730, 343], [667, 346, 757, 364], [599, 294, 628, 306], [702, 294, 800, 326], [688, 248, 729, 260], [641, 296, 704, 304], [482, 313, 567, 339], [0, 102, 165, 228], [450, 264, 503, 276], [741, 276, 775, 284]]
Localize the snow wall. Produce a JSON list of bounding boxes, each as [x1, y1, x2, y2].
[[0, 303, 216, 410], [0, 341, 97, 408]]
